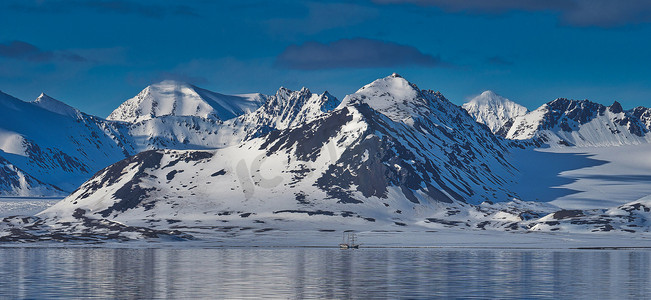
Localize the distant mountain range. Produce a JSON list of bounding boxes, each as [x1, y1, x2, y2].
[[40, 74, 516, 220], [0, 80, 343, 196], [506, 99, 651, 147], [2, 75, 651, 241], [464, 90, 651, 147]]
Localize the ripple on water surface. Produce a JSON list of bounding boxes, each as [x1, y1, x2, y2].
[[0, 248, 650, 299]]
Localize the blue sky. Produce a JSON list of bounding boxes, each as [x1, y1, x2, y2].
[[1, 0, 651, 117]]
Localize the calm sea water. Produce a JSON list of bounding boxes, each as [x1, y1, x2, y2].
[[0, 247, 650, 299]]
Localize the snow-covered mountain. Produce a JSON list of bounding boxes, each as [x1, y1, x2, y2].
[[0, 91, 134, 195], [114, 85, 339, 153], [632, 106, 651, 132], [107, 80, 266, 123], [0, 80, 343, 196], [31, 93, 82, 118], [506, 98, 651, 147], [0, 154, 65, 196], [17, 74, 529, 240], [242, 87, 339, 131], [0, 81, 282, 196], [211, 87, 340, 146], [462, 90, 528, 137], [4, 75, 651, 242]]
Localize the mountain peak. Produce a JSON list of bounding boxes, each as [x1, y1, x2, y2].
[[609, 100, 623, 113], [318, 91, 340, 113], [543, 98, 607, 122], [470, 90, 509, 105], [35, 92, 54, 101], [276, 86, 311, 95], [480, 90, 498, 98], [32, 93, 80, 118], [365, 73, 417, 87], [339, 74, 430, 121], [107, 81, 265, 123], [462, 90, 528, 135], [144, 80, 197, 96], [235, 88, 339, 135], [152, 79, 192, 88]]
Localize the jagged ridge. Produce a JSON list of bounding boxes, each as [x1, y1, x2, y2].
[[507, 98, 651, 147]]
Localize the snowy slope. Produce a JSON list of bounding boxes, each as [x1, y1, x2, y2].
[[107, 80, 266, 123], [508, 143, 651, 210], [120, 115, 226, 152], [26, 74, 527, 240], [116, 87, 339, 153], [32, 93, 82, 118], [0, 83, 337, 195], [0, 91, 133, 195], [5, 76, 651, 241], [462, 90, 528, 136], [507, 99, 651, 147], [0, 154, 65, 196]]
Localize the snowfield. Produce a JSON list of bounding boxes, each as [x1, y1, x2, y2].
[[0, 197, 61, 218], [529, 144, 651, 209]]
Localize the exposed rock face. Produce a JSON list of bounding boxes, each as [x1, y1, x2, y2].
[[216, 87, 341, 143], [507, 98, 651, 147], [632, 106, 651, 131], [525, 197, 651, 233]]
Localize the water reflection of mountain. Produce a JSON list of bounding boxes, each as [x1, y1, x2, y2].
[[0, 248, 649, 299]]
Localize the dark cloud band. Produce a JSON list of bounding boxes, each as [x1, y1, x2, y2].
[[487, 56, 513, 66], [374, 0, 651, 27], [6, 0, 198, 18], [0, 41, 86, 62], [276, 38, 446, 70]]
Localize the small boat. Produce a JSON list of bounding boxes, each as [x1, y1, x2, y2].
[[339, 232, 360, 249]]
